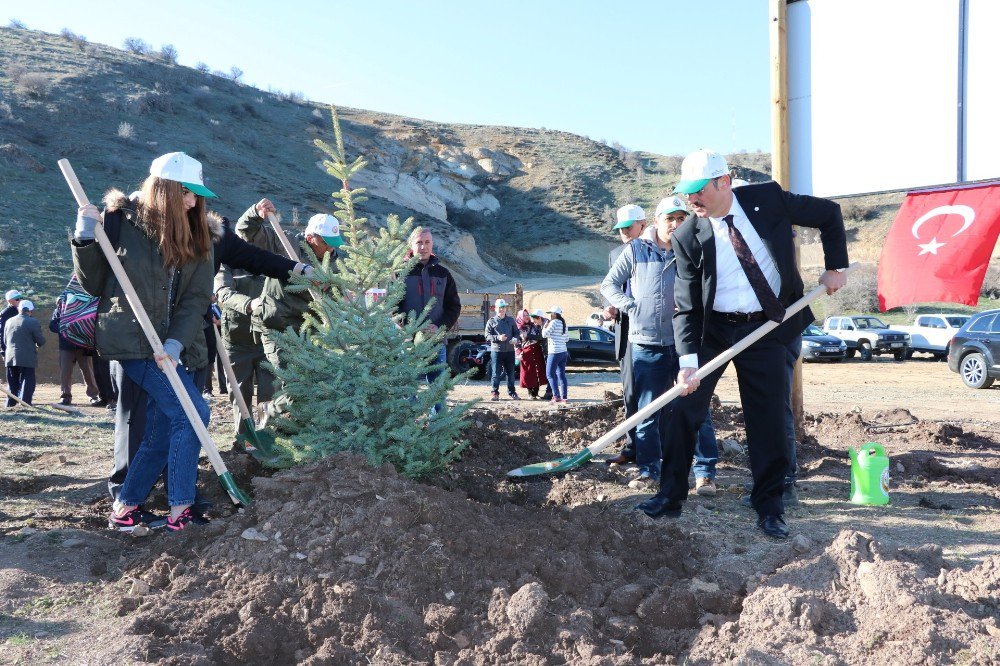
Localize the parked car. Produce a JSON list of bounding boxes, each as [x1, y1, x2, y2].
[[800, 324, 847, 362], [947, 308, 1000, 389], [895, 313, 971, 360], [567, 326, 617, 365], [822, 315, 911, 361]]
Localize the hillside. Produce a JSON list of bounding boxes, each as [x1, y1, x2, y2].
[[0, 26, 935, 310]]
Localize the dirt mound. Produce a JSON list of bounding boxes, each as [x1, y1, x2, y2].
[[688, 530, 1000, 664], [123, 453, 748, 664]]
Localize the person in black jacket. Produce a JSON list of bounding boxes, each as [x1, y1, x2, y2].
[[107, 207, 309, 505], [2, 289, 24, 406], [397, 227, 461, 413], [636, 150, 848, 540]]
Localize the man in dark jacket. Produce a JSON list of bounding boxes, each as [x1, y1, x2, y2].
[[484, 298, 520, 401], [397, 227, 461, 412], [4, 300, 45, 405], [108, 203, 308, 503]]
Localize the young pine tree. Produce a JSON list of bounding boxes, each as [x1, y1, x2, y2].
[[269, 106, 473, 479]]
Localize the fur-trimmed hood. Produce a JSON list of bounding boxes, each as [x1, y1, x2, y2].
[[102, 187, 224, 242]]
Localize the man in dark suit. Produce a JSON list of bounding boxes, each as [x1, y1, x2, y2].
[[601, 204, 647, 465], [636, 150, 848, 539]]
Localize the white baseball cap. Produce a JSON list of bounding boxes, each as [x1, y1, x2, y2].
[[673, 150, 730, 194], [19, 300, 34, 311], [5, 290, 22, 300], [530, 309, 545, 318], [613, 204, 646, 230], [305, 214, 345, 248], [545, 305, 563, 315], [149, 152, 218, 198], [495, 298, 508, 309], [655, 196, 687, 218]]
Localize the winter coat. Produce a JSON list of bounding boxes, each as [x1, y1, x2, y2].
[[398, 256, 461, 330], [3, 313, 45, 367], [71, 189, 215, 370], [0, 305, 17, 357], [253, 236, 335, 335], [485, 315, 519, 353], [601, 238, 676, 347], [215, 206, 290, 348]]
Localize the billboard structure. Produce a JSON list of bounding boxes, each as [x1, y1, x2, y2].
[[787, 0, 1000, 197]]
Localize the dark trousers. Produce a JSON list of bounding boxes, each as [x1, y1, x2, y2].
[[6, 366, 36, 405], [660, 316, 790, 518], [619, 342, 638, 457], [92, 355, 117, 404], [58, 348, 99, 403], [490, 350, 517, 394], [783, 336, 802, 485], [108, 360, 147, 500]]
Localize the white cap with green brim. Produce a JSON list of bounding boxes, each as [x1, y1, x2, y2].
[[613, 204, 646, 230], [305, 214, 345, 248], [19, 300, 34, 311], [655, 196, 688, 217], [673, 149, 730, 194], [149, 152, 218, 198]]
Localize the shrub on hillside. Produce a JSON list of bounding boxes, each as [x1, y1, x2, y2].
[[191, 85, 212, 109], [7, 19, 26, 29], [228, 66, 243, 82], [133, 90, 173, 114], [59, 28, 88, 51], [194, 61, 209, 74], [117, 121, 135, 140], [123, 37, 151, 55], [841, 201, 878, 222], [158, 44, 178, 64], [16, 72, 51, 98], [4, 63, 26, 84], [981, 266, 1000, 299]]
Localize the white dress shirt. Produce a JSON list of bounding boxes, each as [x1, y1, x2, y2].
[[678, 196, 781, 369]]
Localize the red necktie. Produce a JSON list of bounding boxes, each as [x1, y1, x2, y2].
[[723, 215, 785, 323]]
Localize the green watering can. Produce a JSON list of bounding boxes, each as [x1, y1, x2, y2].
[[849, 442, 890, 505]]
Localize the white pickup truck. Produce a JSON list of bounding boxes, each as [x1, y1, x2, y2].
[[822, 315, 912, 361], [894, 313, 971, 360]]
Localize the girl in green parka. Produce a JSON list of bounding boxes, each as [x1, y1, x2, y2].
[[72, 152, 215, 532]]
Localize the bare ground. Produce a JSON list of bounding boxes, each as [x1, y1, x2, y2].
[[1, 356, 998, 664]]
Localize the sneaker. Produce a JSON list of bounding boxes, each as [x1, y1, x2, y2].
[[558, 397, 567, 403], [89, 398, 108, 407], [695, 477, 717, 497], [201, 392, 212, 402], [165, 507, 210, 532], [491, 391, 500, 402], [109, 506, 164, 532], [509, 392, 521, 401], [551, 397, 560, 405]]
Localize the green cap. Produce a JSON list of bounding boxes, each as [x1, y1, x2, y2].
[[672, 178, 711, 195], [322, 235, 345, 248], [180, 181, 218, 199]]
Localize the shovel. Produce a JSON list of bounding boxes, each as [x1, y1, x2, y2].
[[212, 322, 279, 460], [57, 159, 251, 506], [507, 265, 858, 478], [1, 386, 77, 415]]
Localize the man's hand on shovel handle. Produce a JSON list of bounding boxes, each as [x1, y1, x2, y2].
[[678, 367, 700, 396]]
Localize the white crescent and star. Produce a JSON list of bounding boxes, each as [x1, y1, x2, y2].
[[911, 204, 976, 256]]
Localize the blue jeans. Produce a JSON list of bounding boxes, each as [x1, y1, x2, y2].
[[631, 343, 676, 476], [545, 351, 569, 399], [117, 360, 209, 507], [490, 350, 517, 394], [693, 415, 719, 480], [424, 343, 448, 414], [784, 335, 802, 486]]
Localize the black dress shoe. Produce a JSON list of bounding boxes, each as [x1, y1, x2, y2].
[[605, 453, 636, 465], [757, 514, 789, 539], [635, 493, 683, 519]]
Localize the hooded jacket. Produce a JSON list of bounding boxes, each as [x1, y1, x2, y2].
[[71, 189, 215, 370]]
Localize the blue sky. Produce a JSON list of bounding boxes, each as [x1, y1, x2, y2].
[[8, 0, 772, 156]]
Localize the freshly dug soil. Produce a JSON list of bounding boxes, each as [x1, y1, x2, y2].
[[115, 402, 1000, 664]]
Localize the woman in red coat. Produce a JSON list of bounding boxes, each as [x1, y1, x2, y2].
[[517, 309, 548, 399]]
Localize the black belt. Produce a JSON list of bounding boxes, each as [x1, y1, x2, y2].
[[712, 310, 767, 323]]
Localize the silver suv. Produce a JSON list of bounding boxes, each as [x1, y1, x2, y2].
[[822, 315, 911, 361]]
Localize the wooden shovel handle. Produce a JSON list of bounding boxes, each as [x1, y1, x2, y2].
[[212, 323, 253, 420], [267, 213, 301, 262]]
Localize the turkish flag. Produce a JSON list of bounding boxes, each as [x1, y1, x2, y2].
[[877, 184, 1000, 311]]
